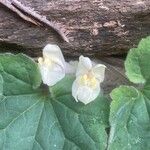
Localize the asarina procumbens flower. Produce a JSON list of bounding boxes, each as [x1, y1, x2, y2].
[[72, 56, 106, 105], [38, 44, 66, 86]]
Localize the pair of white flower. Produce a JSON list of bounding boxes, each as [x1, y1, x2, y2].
[[38, 44, 106, 105]]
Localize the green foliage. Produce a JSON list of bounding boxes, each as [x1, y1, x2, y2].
[[0, 54, 109, 150], [108, 37, 150, 150], [125, 36, 150, 84], [0, 36, 150, 150]]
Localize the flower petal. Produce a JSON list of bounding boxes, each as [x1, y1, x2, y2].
[[77, 86, 94, 104], [76, 55, 92, 76], [72, 77, 100, 104], [92, 64, 106, 82], [43, 44, 66, 69], [38, 63, 65, 86]]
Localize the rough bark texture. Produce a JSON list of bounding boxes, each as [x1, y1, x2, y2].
[[0, 0, 150, 57]]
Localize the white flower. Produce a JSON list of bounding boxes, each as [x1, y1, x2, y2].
[[72, 56, 106, 104], [38, 44, 66, 86]]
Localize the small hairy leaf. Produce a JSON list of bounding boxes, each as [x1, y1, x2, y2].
[[125, 36, 150, 84]]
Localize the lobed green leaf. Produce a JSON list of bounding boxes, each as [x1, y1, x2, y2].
[[0, 54, 110, 150]]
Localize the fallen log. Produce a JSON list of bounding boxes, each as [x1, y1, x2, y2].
[[0, 0, 150, 57]]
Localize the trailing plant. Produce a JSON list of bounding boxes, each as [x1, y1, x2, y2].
[[0, 37, 149, 150]]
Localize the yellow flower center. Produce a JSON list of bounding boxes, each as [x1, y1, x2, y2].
[[79, 73, 97, 89], [38, 57, 52, 67]]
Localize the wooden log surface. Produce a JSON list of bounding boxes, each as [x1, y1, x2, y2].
[[0, 0, 150, 57]]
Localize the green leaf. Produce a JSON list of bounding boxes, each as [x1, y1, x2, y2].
[[0, 53, 42, 96], [108, 37, 150, 150], [108, 86, 150, 150], [125, 36, 150, 84], [0, 54, 110, 150]]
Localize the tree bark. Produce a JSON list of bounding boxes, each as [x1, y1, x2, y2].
[[0, 0, 150, 57]]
